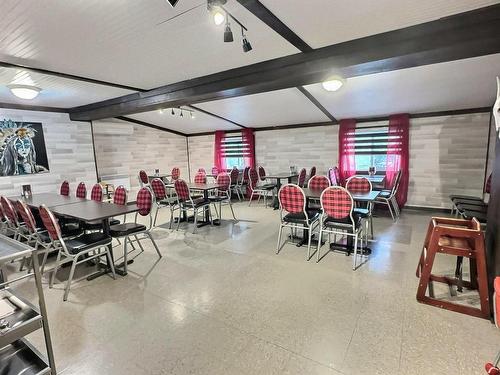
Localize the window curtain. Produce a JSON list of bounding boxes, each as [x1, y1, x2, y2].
[[338, 119, 357, 185], [214, 130, 226, 171], [242, 128, 256, 169], [386, 113, 410, 207]]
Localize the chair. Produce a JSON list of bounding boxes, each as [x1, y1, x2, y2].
[[346, 176, 373, 241], [171, 167, 180, 181], [198, 168, 207, 175], [194, 172, 207, 184], [60, 181, 70, 196], [334, 167, 341, 186], [41, 205, 115, 301], [109, 188, 162, 274], [229, 167, 241, 201], [297, 168, 307, 187], [76, 182, 87, 199], [450, 174, 491, 216], [236, 166, 250, 199], [374, 170, 402, 221], [90, 183, 103, 202], [258, 166, 277, 190], [211, 166, 219, 177], [249, 167, 275, 207], [327, 168, 337, 186], [307, 166, 317, 185], [174, 179, 213, 234], [83, 184, 119, 231], [150, 178, 179, 228], [316, 187, 365, 270], [1, 196, 27, 240], [138, 170, 149, 187], [307, 175, 331, 210], [209, 173, 236, 220], [276, 184, 320, 260]]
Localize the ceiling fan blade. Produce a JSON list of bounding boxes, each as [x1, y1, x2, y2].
[[157, 2, 206, 26]]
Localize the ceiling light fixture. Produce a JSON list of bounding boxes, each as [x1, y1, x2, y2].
[[321, 77, 345, 92], [8, 84, 41, 100], [213, 11, 225, 25], [180, 108, 183, 117], [224, 18, 233, 42], [241, 28, 252, 53], [171, 108, 175, 115]]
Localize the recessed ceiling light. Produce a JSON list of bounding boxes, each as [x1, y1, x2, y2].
[[213, 11, 225, 25], [321, 77, 344, 92], [8, 84, 41, 100]]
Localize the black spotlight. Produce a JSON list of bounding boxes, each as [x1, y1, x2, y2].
[[224, 23, 233, 42], [242, 37, 252, 52]]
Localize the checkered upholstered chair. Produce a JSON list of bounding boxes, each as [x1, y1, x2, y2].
[[249, 167, 275, 207], [76, 182, 87, 199], [308, 166, 317, 185], [151, 178, 179, 228], [229, 167, 241, 201], [41, 205, 115, 301], [374, 170, 402, 221], [258, 166, 277, 189], [236, 166, 250, 199], [171, 167, 180, 181], [198, 168, 207, 175], [109, 188, 162, 274], [138, 170, 149, 187], [316, 187, 365, 270], [209, 172, 236, 220], [276, 184, 320, 260], [90, 184, 103, 202], [60, 180, 70, 196], [346, 176, 373, 241], [297, 168, 307, 187], [194, 172, 207, 184], [211, 166, 219, 177], [1, 196, 27, 240], [328, 168, 338, 186], [174, 179, 213, 233], [307, 175, 331, 210]]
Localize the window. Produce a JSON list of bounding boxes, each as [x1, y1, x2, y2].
[[220, 135, 249, 170], [354, 127, 389, 173]]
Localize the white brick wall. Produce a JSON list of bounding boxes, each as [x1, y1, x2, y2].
[[187, 134, 214, 179], [0, 109, 97, 197]]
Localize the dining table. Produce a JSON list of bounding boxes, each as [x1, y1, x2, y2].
[[266, 173, 299, 209], [166, 182, 224, 227], [358, 174, 386, 185], [11, 192, 87, 208], [148, 174, 171, 183]]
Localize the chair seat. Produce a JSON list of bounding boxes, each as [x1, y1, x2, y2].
[[158, 197, 178, 206], [324, 215, 362, 230], [182, 198, 210, 209], [209, 195, 229, 202], [283, 211, 320, 225], [378, 191, 391, 199], [83, 218, 120, 230], [258, 183, 276, 190], [450, 194, 483, 202], [109, 223, 147, 237], [353, 208, 370, 218], [65, 233, 112, 254]]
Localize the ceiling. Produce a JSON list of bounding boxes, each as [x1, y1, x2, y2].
[[0, 0, 499, 133]]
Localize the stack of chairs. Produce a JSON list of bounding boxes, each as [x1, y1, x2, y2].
[[450, 174, 491, 224]]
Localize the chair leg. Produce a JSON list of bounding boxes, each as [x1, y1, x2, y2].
[[316, 227, 323, 263], [169, 208, 174, 229], [370, 216, 374, 240], [306, 225, 313, 261], [276, 224, 284, 254], [123, 236, 129, 274], [387, 200, 395, 221], [248, 191, 255, 206], [146, 232, 162, 258], [229, 201, 237, 220], [153, 206, 159, 227], [50, 251, 62, 288], [193, 208, 198, 234], [213, 203, 219, 220], [105, 248, 116, 280], [63, 259, 77, 301], [134, 234, 145, 253], [40, 250, 50, 275], [176, 208, 182, 231], [352, 234, 359, 271]]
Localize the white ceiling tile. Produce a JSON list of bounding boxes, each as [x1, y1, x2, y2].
[[260, 0, 499, 48], [303, 54, 500, 119], [196, 88, 330, 127], [0, 0, 298, 89], [128, 108, 240, 134], [0, 67, 134, 107]]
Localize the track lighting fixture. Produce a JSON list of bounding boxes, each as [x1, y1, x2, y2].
[[224, 19, 233, 43], [171, 108, 175, 115], [241, 28, 252, 53], [180, 109, 184, 117], [166, 107, 195, 119]]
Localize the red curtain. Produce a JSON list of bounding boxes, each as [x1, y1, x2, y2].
[[338, 119, 357, 185], [242, 128, 256, 169], [214, 131, 226, 171], [386, 114, 410, 207]]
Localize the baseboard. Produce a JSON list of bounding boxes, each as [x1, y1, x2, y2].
[[404, 205, 450, 214]]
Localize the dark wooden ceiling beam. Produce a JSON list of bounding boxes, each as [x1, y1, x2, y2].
[[69, 5, 500, 121], [0, 102, 68, 113]]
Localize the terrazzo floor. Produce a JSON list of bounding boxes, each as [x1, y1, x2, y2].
[[7, 202, 500, 374]]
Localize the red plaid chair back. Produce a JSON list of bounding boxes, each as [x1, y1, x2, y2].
[[328, 168, 338, 186], [249, 168, 259, 189], [16, 200, 37, 233], [174, 179, 190, 201], [298, 168, 307, 186], [139, 170, 149, 185], [230, 168, 239, 184], [258, 166, 266, 181], [486, 173, 492, 194], [309, 166, 317, 179], [171, 167, 180, 180], [151, 178, 167, 200], [39, 205, 61, 241], [216, 173, 230, 192], [76, 182, 87, 198], [321, 187, 353, 220], [1, 197, 18, 224], [113, 186, 127, 205], [346, 176, 371, 194], [242, 167, 250, 182], [60, 180, 70, 196], [136, 188, 153, 216], [194, 172, 207, 184], [90, 184, 103, 202], [391, 170, 402, 194], [198, 168, 207, 175], [308, 175, 330, 192], [279, 184, 305, 214], [211, 167, 219, 176]]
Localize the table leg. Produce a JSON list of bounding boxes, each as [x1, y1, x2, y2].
[[196, 190, 220, 227], [273, 178, 282, 210]]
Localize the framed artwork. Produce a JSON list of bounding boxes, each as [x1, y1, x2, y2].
[[0, 119, 50, 176]]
